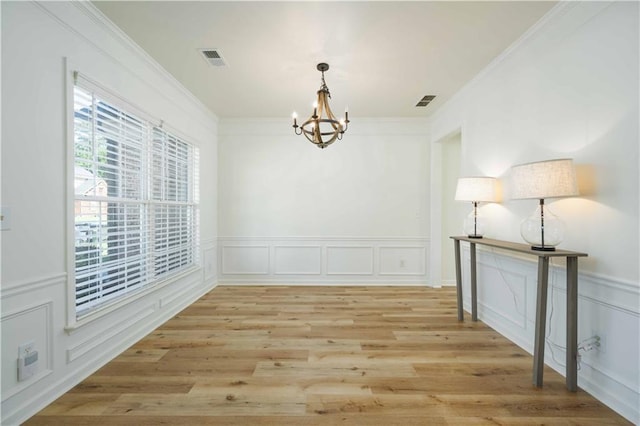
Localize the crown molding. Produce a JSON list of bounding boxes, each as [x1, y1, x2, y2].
[[430, 1, 612, 123], [33, 0, 218, 130]]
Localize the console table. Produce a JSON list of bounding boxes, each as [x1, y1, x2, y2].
[[450, 236, 587, 391]]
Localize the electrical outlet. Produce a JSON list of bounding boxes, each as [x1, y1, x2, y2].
[[400, 260, 405, 268], [579, 335, 603, 355], [18, 341, 38, 381], [587, 331, 606, 354]]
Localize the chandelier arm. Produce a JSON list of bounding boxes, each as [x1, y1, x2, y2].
[[321, 99, 343, 133]]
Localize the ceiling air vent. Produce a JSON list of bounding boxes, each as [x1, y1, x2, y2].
[[199, 49, 227, 67], [415, 95, 436, 107]]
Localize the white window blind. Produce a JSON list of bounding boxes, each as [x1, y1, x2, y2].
[[73, 80, 199, 316], [151, 128, 199, 277]]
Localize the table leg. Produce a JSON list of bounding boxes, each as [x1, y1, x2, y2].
[[533, 256, 550, 387], [454, 239, 463, 321], [470, 243, 477, 322], [566, 256, 578, 391]]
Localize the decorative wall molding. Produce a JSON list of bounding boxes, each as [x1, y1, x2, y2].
[[218, 236, 430, 285], [379, 246, 426, 276], [475, 257, 529, 329], [274, 246, 322, 275], [1, 301, 54, 401], [326, 246, 374, 275], [459, 244, 639, 423], [201, 237, 217, 248], [203, 246, 217, 281], [160, 278, 205, 309], [221, 246, 270, 275], [66, 303, 157, 363], [0, 273, 66, 299], [551, 268, 639, 315]]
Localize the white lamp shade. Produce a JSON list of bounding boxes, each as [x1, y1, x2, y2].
[[455, 177, 498, 202], [510, 158, 578, 200]]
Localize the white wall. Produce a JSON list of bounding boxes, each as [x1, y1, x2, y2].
[[217, 118, 431, 284], [0, 2, 218, 424], [430, 2, 639, 422]]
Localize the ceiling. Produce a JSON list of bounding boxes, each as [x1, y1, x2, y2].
[[93, 1, 556, 119]]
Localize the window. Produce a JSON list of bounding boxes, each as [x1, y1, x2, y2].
[[73, 81, 199, 317]]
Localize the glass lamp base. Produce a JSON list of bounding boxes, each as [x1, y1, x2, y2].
[[520, 203, 565, 251], [463, 206, 487, 239]]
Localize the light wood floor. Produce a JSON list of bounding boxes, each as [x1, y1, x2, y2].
[[27, 286, 630, 425]]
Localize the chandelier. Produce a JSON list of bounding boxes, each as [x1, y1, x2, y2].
[[292, 63, 349, 149]]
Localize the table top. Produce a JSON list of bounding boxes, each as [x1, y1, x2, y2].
[[450, 236, 588, 258]]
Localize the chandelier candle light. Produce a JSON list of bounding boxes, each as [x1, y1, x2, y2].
[[510, 158, 579, 251], [292, 63, 349, 149], [454, 177, 498, 238]]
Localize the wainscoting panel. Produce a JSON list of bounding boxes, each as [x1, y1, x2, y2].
[[218, 237, 430, 284], [203, 245, 217, 282], [379, 246, 426, 276], [1, 300, 54, 400], [66, 303, 156, 363], [274, 246, 322, 275], [326, 246, 374, 275], [475, 259, 529, 329], [458, 244, 639, 423], [221, 246, 269, 275]]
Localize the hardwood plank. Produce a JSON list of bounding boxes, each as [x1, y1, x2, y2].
[[103, 394, 306, 416], [189, 379, 373, 396], [68, 376, 195, 394], [253, 360, 418, 378], [223, 337, 362, 352], [36, 394, 120, 416], [111, 348, 169, 363], [306, 394, 445, 416]]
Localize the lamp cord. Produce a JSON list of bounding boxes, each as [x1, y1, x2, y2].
[[489, 251, 581, 370], [489, 248, 524, 316]]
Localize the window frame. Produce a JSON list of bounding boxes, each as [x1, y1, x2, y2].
[[66, 67, 200, 330]]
